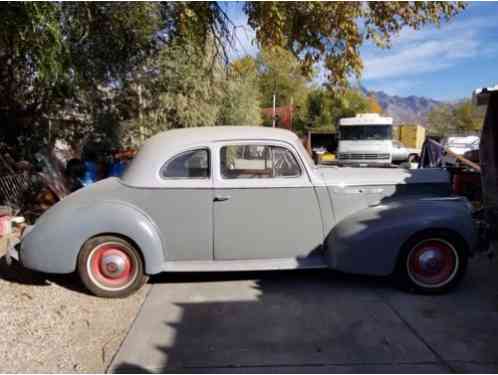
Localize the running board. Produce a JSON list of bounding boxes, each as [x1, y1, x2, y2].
[[161, 256, 327, 272]]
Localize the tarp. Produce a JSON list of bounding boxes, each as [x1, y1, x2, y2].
[[419, 137, 444, 168], [479, 91, 498, 226]]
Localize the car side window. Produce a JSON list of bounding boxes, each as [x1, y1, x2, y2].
[[220, 145, 301, 179], [161, 149, 210, 179]]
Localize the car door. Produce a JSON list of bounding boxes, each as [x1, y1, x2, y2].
[[212, 141, 323, 260], [137, 147, 214, 261]]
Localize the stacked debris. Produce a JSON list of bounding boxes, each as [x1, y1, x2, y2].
[[0, 146, 68, 223]]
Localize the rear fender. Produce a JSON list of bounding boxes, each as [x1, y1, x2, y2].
[[324, 197, 475, 276], [21, 201, 165, 274]]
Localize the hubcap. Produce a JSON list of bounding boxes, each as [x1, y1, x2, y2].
[[101, 254, 127, 278], [87, 242, 136, 290], [408, 239, 458, 287]]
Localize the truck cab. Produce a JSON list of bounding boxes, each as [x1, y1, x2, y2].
[[337, 113, 394, 166]]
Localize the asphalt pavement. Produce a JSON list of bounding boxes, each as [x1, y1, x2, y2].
[[109, 255, 498, 373]]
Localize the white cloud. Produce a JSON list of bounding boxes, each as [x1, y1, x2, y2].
[[362, 16, 497, 81], [369, 79, 420, 96]]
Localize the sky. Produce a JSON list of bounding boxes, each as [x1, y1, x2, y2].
[[221, 2, 498, 102]]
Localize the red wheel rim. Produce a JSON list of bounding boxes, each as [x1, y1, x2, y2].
[[408, 239, 457, 287], [88, 243, 135, 289]]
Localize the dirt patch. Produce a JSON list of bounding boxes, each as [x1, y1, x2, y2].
[[0, 257, 149, 372]]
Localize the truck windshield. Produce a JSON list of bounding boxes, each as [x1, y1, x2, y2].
[[340, 125, 392, 141]]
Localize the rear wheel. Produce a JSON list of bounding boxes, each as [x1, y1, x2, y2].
[[395, 231, 468, 294], [78, 235, 148, 298]]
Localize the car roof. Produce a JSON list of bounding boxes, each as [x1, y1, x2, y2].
[[121, 126, 301, 187], [144, 126, 299, 150]]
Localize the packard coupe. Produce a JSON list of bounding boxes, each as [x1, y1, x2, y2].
[[9, 127, 476, 297]]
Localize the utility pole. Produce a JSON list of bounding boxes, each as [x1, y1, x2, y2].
[[137, 83, 144, 144], [272, 79, 276, 128], [272, 94, 276, 128], [290, 97, 294, 130]]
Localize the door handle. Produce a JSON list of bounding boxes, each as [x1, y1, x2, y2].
[[213, 195, 230, 202]]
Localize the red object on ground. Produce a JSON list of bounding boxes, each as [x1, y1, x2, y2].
[[0, 215, 11, 237]]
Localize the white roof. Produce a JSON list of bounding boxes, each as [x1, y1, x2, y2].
[[142, 126, 299, 150], [339, 113, 393, 126], [122, 126, 301, 187]]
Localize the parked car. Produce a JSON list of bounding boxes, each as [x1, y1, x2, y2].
[[8, 127, 476, 297], [443, 136, 480, 166], [391, 140, 410, 162]]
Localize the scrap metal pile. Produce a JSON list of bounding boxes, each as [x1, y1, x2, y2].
[[0, 142, 136, 224], [0, 147, 68, 223]]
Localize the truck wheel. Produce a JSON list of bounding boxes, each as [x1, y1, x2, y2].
[[78, 235, 148, 298], [395, 230, 468, 294]]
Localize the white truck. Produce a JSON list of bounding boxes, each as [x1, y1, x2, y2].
[[337, 113, 394, 166]]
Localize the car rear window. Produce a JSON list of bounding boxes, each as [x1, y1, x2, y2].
[[161, 149, 210, 179]]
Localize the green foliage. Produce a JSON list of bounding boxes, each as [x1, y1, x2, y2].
[[0, 1, 466, 156], [427, 100, 485, 136], [218, 57, 262, 126], [244, 1, 464, 87], [0, 2, 162, 151], [256, 46, 311, 129], [118, 41, 226, 146], [306, 88, 370, 131], [244, 2, 465, 87]]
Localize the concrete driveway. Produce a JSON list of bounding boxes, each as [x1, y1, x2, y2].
[[109, 256, 498, 373]]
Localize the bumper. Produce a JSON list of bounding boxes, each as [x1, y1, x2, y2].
[[6, 242, 20, 264], [5, 237, 21, 265], [5, 224, 32, 266]]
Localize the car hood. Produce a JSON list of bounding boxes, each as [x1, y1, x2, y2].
[[316, 166, 450, 186]]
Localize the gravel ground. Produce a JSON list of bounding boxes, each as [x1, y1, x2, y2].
[[0, 255, 150, 373]]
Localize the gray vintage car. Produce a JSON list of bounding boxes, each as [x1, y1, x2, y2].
[[9, 127, 476, 297]]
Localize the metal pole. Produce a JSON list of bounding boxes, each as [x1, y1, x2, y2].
[[272, 78, 276, 128], [138, 83, 144, 143], [272, 93, 276, 128]]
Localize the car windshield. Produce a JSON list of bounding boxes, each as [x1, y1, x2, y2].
[[339, 125, 392, 140]]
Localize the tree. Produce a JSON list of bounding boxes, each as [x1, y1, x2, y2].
[[218, 57, 262, 126], [306, 88, 371, 131], [117, 40, 226, 147], [368, 95, 383, 114], [0, 2, 466, 155], [427, 100, 485, 136], [244, 2, 465, 86], [256, 46, 312, 130], [0, 2, 162, 153]]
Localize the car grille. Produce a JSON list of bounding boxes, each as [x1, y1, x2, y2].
[[338, 153, 390, 160]]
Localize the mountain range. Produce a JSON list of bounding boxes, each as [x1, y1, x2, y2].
[[360, 86, 443, 126]]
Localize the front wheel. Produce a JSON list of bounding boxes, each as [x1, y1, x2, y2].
[[78, 235, 148, 298], [394, 231, 468, 294]]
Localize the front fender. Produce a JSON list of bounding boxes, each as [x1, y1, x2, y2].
[[21, 200, 165, 275], [325, 197, 476, 276]]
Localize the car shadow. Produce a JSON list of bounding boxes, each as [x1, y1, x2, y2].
[[0, 255, 392, 298], [149, 267, 392, 289], [0, 255, 92, 295]]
